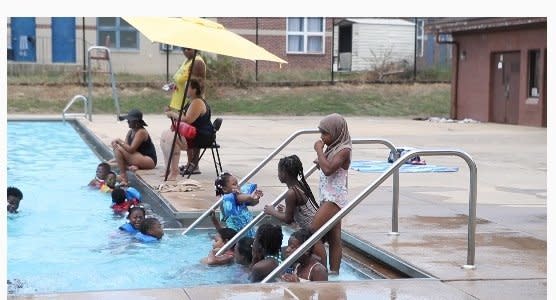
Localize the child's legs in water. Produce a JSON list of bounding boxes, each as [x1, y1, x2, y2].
[[310, 201, 342, 273]]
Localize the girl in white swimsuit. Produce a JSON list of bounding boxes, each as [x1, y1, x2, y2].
[[310, 113, 351, 275]]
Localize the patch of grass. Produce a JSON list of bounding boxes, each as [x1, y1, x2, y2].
[[8, 82, 451, 118]]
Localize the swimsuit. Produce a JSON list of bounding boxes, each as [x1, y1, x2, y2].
[[318, 167, 349, 208], [292, 186, 318, 230], [294, 261, 325, 282], [126, 131, 157, 165]]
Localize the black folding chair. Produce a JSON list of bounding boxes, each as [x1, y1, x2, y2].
[[180, 117, 223, 179]]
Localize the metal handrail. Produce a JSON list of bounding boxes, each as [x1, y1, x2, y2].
[[86, 46, 121, 122], [261, 149, 478, 283], [215, 138, 399, 256], [180, 129, 320, 235], [62, 95, 88, 122]]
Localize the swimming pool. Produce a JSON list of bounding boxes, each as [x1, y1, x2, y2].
[[7, 121, 375, 295]]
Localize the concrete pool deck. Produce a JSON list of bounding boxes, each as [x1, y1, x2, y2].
[[8, 114, 547, 299]]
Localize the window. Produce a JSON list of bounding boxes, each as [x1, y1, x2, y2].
[[527, 49, 541, 98], [97, 18, 138, 49], [416, 19, 424, 57], [286, 17, 325, 54]]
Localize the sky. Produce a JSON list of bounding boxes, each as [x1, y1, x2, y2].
[[1, 0, 553, 297]]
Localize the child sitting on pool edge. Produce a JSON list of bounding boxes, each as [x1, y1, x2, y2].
[[135, 217, 164, 243], [202, 227, 238, 266]]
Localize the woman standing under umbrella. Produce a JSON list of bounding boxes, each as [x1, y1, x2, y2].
[[161, 48, 207, 179]]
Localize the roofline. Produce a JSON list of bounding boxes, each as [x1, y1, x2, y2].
[[427, 17, 547, 33]]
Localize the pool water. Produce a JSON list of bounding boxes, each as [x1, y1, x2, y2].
[[7, 121, 371, 295]]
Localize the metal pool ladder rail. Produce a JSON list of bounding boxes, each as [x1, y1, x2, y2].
[[261, 149, 478, 283], [62, 95, 88, 122], [214, 137, 400, 257], [61, 46, 121, 122]]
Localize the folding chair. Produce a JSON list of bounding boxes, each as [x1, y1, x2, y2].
[[180, 117, 223, 179]]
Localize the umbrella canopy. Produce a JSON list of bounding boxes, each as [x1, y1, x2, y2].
[[123, 17, 287, 64]]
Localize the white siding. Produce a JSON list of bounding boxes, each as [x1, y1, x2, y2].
[[350, 22, 415, 72]]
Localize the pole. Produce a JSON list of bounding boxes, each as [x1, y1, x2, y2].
[[331, 18, 335, 84], [413, 17, 418, 82], [255, 18, 259, 82], [82, 17, 86, 85], [166, 46, 170, 82], [164, 50, 197, 181]]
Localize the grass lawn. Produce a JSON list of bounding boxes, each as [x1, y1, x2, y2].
[[7, 82, 451, 118]]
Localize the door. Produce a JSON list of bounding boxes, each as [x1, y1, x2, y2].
[[338, 24, 352, 71], [10, 17, 36, 62], [490, 52, 520, 124], [52, 17, 76, 63]]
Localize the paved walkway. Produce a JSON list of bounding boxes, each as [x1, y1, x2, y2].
[[10, 114, 547, 299]]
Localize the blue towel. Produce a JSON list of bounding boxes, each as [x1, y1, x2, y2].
[[351, 160, 458, 173]]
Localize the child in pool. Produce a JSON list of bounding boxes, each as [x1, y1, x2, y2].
[[280, 228, 328, 282], [7, 186, 23, 214], [135, 217, 164, 242], [89, 162, 111, 189], [212, 172, 263, 237], [234, 236, 254, 266], [99, 171, 118, 193], [310, 113, 352, 275], [263, 154, 327, 268], [249, 223, 283, 282], [202, 227, 238, 266], [119, 205, 145, 235], [111, 187, 140, 215]]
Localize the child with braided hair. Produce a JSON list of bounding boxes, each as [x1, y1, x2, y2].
[[263, 155, 327, 269], [211, 172, 263, 238]]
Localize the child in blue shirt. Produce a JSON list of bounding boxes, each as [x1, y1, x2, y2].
[[213, 172, 263, 238]]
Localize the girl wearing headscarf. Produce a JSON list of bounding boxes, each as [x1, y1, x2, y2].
[[310, 113, 351, 275]]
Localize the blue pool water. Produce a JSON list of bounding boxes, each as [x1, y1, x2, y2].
[[7, 121, 371, 295]]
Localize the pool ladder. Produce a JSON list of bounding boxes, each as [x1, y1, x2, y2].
[[180, 129, 479, 282], [62, 46, 121, 122]]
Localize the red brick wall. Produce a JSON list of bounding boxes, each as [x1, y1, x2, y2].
[[453, 25, 546, 127], [216, 17, 333, 74]]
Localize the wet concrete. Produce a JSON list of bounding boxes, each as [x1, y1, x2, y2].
[[7, 114, 547, 299]]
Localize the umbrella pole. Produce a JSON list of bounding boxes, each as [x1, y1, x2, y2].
[[164, 51, 198, 181]]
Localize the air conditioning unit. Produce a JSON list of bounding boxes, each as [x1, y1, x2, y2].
[[160, 43, 174, 51]]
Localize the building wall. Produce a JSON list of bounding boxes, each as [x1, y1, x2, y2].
[[217, 17, 333, 74], [454, 26, 546, 126], [8, 17, 333, 75], [351, 23, 415, 72]]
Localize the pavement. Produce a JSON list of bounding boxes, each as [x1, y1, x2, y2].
[[8, 114, 547, 299]]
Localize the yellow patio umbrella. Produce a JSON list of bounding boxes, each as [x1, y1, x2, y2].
[[124, 17, 287, 64], [123, 17, 286, 181]]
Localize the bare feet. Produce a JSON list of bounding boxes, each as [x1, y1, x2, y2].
[[128, 165, 139, 172], [160, 172, 178, 181]]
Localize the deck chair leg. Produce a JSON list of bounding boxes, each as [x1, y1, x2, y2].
[[214, 147, 223, 174], [210, 148, 219, 177]]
